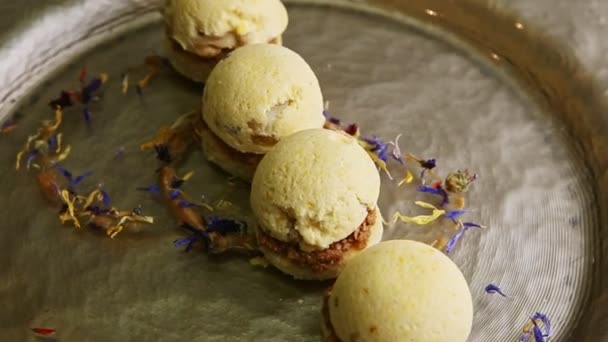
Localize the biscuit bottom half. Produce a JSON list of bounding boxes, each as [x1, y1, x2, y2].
[[164, 35, 283, 83], [256, 207, 383, 280], [198, 120, 263, 181]]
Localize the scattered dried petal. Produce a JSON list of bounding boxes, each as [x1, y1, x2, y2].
[[137, 184, 161, 195], [384, 201, 446, 226], [444, 209, 469, 222], [83, 107, 92, 124], [388, 134, 404, 164], [98, 185, 111, 206], [484, 283, 507, 297], [367, 152, 393, 180], [55, 165, 94, 191], [416, 185, 449, 207], [121, 72, 129, 94], [31, 327, 56, 336], [445, 222, 483, 253], [398, 169, 414, 186], [59, 189, 80, 228], [362, 136, 390, 162], [521, 312, 551, 342]]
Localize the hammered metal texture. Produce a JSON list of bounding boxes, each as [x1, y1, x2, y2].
[[0, 1, 606, 341]]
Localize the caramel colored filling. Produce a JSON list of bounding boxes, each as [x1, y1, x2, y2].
[[257, 210, 376, 272]]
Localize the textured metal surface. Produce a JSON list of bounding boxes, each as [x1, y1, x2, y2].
[[0, 1, 606, 341]]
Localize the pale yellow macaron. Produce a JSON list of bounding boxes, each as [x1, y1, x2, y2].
[[251, 128, 382, 280], [323, 240, 474, 342], [202, 44, 325, 154], [163, 0, 287, 82]]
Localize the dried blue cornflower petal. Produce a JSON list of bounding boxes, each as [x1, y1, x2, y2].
[[421, 158, 437, 170], [169, 189, 180, 200], [98, 185, 111, 207], [444, 209, 469, 222], [83, 108, 91, 124], [154, 144, 172, 163], [176, 223, 211, 252], [362, 136, 390, 162], [531, 313, 552, 336], [81, 79, 103, 103], [55, 165, 94, 191], [85, 206, 114, 216], [25, 150, 39, 169], [49, 91, 73, 109], [136, 184, 161, 195], [206, 216, 246, 234], [484, 283, 507, 297], [47, 136, 58, 151], [417, 185, 449, 207], [532, 321, 545, 342], [178, 200, 199, 208], [322, 110, 341, 125], [445, 222, 483, 254]]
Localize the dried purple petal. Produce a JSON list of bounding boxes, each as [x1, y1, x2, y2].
[[531, 320, 545, 342], [484, 283, 507, 297], [416, 185, 449, 207], [1, 115, 18, 133], [169, 189, 180, 200], [444, 209, 468, 222], [81, 79, 103, 103], [25, 150, 39, 169], [520, 313, 551, 342], [322, 110, 341, 125], [83, 108, 92, 124], [72, 171, 94, 187], [47, 136, 58, 151], [178, 200, 199, 208], [176, 224, 211, 252], [49, 91, 73, 109], [136, 184, 161, 195], [445, 222, 482, 254], [99, 186, 111, 207], [362, 136, 390, 162], [206, 216, 245, 234], [531, 313, 551, 336], [421, 158, 437, 170]]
